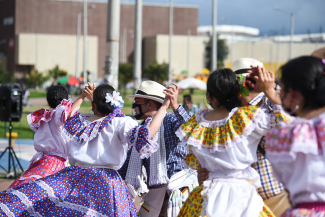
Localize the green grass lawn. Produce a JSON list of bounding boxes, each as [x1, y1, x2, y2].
[[29, 90, 47, 98], [0, 89, 207, 139]]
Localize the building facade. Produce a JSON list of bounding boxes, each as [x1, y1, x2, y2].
[[0, 0, 198, 78]]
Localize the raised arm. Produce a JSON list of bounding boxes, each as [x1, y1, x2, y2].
[[246, 65, 281, 105], [69, 83, 96, 118]]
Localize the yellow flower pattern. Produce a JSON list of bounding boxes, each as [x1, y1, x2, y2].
[[184, 152, 201, 170], [180, 106, 260, 150]]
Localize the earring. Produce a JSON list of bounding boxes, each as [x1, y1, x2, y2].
[[288, 105, 299, 115]]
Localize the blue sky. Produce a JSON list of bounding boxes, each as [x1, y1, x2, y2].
[[116, 0, 325, 36]]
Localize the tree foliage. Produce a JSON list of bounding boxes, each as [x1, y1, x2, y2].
[[27, 69, 50, 88], [49, 65, 68, 79], [0, 63, 9, 83], [205, 39, 229, 70], [118, 63, 134, 89], [143, 62, 168, 84]]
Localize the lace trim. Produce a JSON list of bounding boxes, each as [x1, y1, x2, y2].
[[27, 98, 74, 132], [0, 203, 15, 217], [200, 180, 213, 217], [176, 106, 267, 152], [129, 117, 160, 159], [5, 180, 109, 216], [6, 188, 42, 216], [61, 109, 125, 142]]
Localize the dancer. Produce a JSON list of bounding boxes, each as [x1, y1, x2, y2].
[[9, 85, 80, 188], [119, 80, 197, 217], [0, 84, 170, 216], [197, 58, 291, 216], [265, 56, 325, 216], [177, 68, 290, 217]]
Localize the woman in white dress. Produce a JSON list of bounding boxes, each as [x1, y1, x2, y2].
[[265, 56, 325, 217], [177, 68, 290, 217], [0, 83, 171, 216]]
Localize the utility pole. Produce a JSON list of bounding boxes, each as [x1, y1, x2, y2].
[[106, 0, 120, 88], [211, 0, 217, 71], [133, 0, 142, 92], [83, 0, 88, 84], [187, 28, 191, 76], [168, 0, 173, 84], [289, 13, 294, 59], [75, 11, 81, 78]]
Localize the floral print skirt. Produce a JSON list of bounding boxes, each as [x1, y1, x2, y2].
[[177, 185, 275, 217], [9, 154, 67, 189], [0, 166, 138, 217]]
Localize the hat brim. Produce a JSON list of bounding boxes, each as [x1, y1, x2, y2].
[[128, 94, 165, 104]]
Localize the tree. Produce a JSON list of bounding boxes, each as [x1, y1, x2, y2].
[[49, 65, 68, 79], [205, 39, 229, 70], [118, 63, 133, 90], [0, 63, 9, 83], [143, 62, 168, 84], [27, 69, 50, 89]]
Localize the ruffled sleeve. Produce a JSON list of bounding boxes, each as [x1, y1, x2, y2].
[[265, 114, 325, 163], [62, 108, 125, 142], [129, 117, 159, 159], [27, 98, 74, 132]]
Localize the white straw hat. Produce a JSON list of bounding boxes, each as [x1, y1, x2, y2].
[[128, 80, 166, 104], [232, 58, 264, 76]]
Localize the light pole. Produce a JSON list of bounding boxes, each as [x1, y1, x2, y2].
[[187, 28, 191, 76], [168, 0, 173, 85], [75, 11, 82, 78], [274, 7, 294, 60], [221, 17, 235, 63], [77, 4, 95, 80], [211, 0, 217, 71], [106, 0, 120, 89], [133, 0, 142, 92], [270, 28, 281, 77]]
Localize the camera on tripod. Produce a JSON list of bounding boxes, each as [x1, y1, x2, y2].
[[0, 84, 24, 178]]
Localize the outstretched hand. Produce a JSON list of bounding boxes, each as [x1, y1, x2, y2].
[[163, 83, 180, 110], [246, 65, 275, 93], [82, 82, 96, 101]]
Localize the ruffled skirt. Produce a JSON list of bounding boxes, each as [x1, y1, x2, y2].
[[281, 208, 325, 217], [0, 166, 138, 217], [178, 181, 275, 217], [9, 154, 67, 189]]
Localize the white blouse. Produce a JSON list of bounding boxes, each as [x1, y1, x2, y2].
[[27, 99, 74, 163], [266, 112, 325, 206], [185, 106, 277, 187], [67, 114, 138, 170]]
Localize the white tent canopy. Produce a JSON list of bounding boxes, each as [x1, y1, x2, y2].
[[176, 77, 206, 90]]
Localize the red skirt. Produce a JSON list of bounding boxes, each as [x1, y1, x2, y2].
[[9, 154, 66, 189]]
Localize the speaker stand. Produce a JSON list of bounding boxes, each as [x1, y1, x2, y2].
[[0, 121, 24, 178]]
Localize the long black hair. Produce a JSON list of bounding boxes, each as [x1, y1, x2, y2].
[[47, 85, 69, 108], [207, 68, 241, 110], [280, 56, 325, 108], [93, 84, 116, 115]]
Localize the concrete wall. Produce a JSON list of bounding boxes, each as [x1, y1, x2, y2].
[[144, 35, 209, 78], [224, 42, 325, 74], [17, 33, 98, 76]]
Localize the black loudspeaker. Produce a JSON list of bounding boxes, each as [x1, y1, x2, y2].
[[0, 84, 23, 122]]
